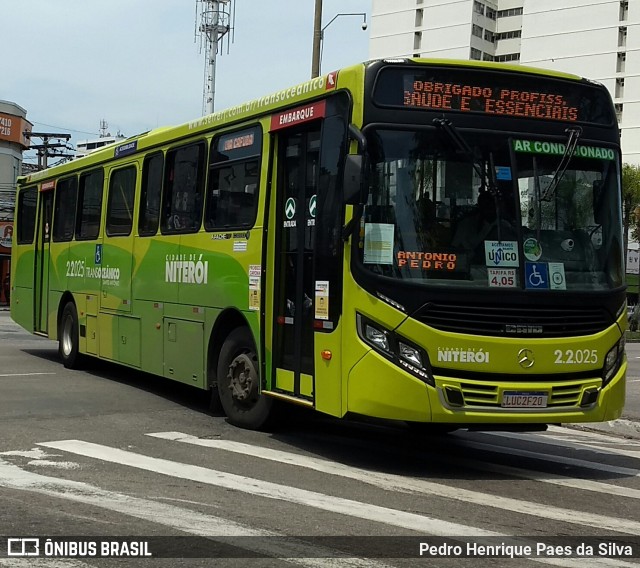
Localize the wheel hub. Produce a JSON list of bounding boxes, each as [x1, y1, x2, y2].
[[227, 353, 256, 402]]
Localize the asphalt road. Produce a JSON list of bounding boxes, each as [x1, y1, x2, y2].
[[0, 312, 639, 568]]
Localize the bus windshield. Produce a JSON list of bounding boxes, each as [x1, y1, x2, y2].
[[357, 128, 623, 292]]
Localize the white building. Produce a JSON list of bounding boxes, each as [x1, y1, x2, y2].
[[76, 134, 126, 158], [370, 0, 640, 164]]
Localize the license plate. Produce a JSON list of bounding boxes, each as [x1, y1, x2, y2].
[[501, 391, 548, 408]]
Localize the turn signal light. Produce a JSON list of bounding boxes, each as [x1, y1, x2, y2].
[[321, 350, 332, 361]]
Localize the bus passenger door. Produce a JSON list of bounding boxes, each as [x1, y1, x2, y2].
[[270, 123, 322, 403], [35, 189, 53, 334]]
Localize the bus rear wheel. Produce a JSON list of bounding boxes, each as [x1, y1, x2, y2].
[[217, 327, 273, 430], [59, 301, 82, 369]]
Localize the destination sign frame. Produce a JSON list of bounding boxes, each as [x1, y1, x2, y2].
[[372, 66, 614, 126]]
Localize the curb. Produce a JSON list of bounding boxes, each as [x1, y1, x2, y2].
[[566, 418, 640, 440]]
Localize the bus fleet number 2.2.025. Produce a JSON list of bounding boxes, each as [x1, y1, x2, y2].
[[554, 349, 598, 364]]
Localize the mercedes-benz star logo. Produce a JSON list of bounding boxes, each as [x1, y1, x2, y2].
[[517, 348, 535, 369]]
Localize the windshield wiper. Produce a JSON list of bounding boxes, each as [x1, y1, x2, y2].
[[433, 117, 507, 238], [433, 118, 489, 187], [541, 126, 583, 201]]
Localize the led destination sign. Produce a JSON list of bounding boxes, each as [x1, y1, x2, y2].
[[373, 67, 614, 125], [404, 81, 578, 121]]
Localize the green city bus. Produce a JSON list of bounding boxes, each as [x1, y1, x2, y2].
[[12, 59, 626, 430]]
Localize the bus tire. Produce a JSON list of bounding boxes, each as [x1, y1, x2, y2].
[[59, 301, 82, 369], [217, 327, 273, 430]]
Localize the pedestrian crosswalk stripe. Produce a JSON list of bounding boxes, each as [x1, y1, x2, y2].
[[454, 438, 639, 477], [37, 439, 502, 538], [0, 561, 92, 568], [444, 452, 640, 501], [490, 427, 640, 460], [0, 372, 56, 378], [281, 427, 640, 500], [0, 456, 388, 567], [34, 439, 640, 568], [147, 432, 640, 534]]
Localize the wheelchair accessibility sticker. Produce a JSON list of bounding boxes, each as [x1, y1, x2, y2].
[[525, 262, 549, 289]]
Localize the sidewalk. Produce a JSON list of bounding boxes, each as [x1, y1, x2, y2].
[[567, 418, 640, 440]]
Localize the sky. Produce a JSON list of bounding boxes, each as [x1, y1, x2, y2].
[[2, 0, 371, 167]]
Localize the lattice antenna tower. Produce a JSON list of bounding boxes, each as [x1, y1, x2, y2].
[[99, 119, 109, 138], [195, 0, 235, 115]]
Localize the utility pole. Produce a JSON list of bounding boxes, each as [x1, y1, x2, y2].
[[311, 0, 323, 78], [310, 3, 367, 78], [24, 132, 73, 170]]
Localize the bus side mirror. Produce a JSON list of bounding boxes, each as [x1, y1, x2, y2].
[[343, 154, 363, 205]]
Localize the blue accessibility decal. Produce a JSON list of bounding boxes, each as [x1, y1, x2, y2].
[[524, 262, 549, 289]]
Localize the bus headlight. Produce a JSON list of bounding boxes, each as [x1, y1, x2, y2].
[[399, 341, 423, 368], [357, 314, 434, 386], [364, 323, 391, 354], [603, 336, 625, 384]]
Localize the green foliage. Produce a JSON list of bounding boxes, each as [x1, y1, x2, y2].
[[622, 163, 640, 261]]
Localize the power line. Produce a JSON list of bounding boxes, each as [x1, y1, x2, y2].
[[30, 121, 97, 136]]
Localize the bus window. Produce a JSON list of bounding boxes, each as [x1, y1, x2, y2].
[[16, 187, 37, 244], [205, 125, 262, 230], [107, 166, 137, 236], [161, 142, 206, 234], [52, 176, 78, 242], [76, 169, 104, 240], [139, 153, 163, 236]]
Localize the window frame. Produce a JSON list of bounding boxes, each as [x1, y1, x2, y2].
[[204, 124, 263, 232], [160, 141, 207, 235], [52, 175, 78, 243], [16, 186, 37, 245], [106, 165, 137, 237], [75, 168, 104, 241], [138, 152, 164, 237]]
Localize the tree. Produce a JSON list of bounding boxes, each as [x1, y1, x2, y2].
[[621, 163, 640, 265]]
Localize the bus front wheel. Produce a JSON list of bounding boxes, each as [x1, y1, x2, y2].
[[217, 327, 273, 430], [59, 302, 82, 369]]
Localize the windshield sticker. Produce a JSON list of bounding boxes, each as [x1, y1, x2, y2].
[[525, 262, 549, 289], [315, 280, 329, 320], [513, 140, 615, 160], [485, 240, 518, 267], [523, 238, 542, 261], [284, 197, 296, 228], [548, 262, 567, 290], [488, 268, 517, 288], [308, 195, 317, 226], [249, 276, 260, 311], [249, 264, 261, 277], [397, 251, 457, 271], [364, 223, 394, 264], [494, 166, 512, 181]]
